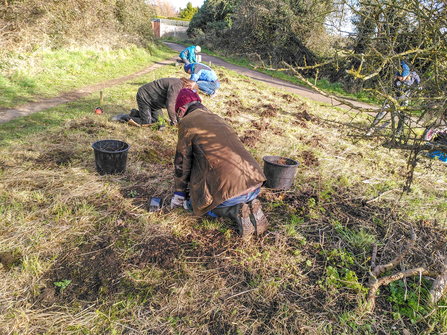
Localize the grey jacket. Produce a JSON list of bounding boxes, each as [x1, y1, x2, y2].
[[136, 78, 182, 124]]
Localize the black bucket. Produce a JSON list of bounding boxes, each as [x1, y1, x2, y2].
[[92, 140, 129, 175], [263, 156, 299, 190]]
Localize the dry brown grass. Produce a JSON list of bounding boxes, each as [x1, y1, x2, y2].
[[0, 63, 446, 334]]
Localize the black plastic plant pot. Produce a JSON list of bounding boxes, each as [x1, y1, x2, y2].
[[92, 140, 130, 175], [262, 156, 299, 190], [158, 124, 166, 131]]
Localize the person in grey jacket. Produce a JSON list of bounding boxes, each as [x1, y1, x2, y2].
[[170, 88, 268, 238], [113, 78, 198, 127]]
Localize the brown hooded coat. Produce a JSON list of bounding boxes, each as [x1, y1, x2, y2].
[[174, 106, 266, 216]]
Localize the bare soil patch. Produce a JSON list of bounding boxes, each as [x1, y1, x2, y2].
[[0, 251, 21, 271], [251, 118, 269, 131], [298, 150, 319, 167], [239, 129, 262, 147], [227, 99, 242, 108], [296, 110, 319, 123], [281, 94, 295, 102], [69, 119, 108, 134], [37, 239, 124, 307], [35, 149, 74, 167], [226, 109, 240, 117], [35, 225, 241, 308], [260, 104, 278, 117]]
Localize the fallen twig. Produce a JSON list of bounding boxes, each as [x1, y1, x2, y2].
[[365, 268, 436, 312], [366, 189, 400, 204], [226, 288, 259, 300], [371, 243, 377, 269], [372, 227, 416, 278]]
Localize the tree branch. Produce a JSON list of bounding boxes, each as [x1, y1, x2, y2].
[[364, 267, 437, 313], [371, 227, 416, 278]]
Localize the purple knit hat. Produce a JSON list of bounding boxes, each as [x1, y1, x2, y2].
[[175, 88, 201, 117]]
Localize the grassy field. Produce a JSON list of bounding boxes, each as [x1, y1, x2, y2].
[[0, 43, 176, 109], [1, 49, 447, 334]]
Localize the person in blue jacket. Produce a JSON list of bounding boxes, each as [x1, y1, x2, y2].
[[394, 61, 420, 104], [366, 61, 420, 136], [184, 63, 220, 97], [179, 45, 201, 65]]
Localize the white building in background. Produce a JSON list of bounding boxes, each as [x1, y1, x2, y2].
[[151, 19, 189, 38]]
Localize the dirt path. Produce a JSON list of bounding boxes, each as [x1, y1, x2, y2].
[[0, 45, 377, 124], [0, 58, 177, 124]]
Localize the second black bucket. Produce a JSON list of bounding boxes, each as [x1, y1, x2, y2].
[[263, 156, 299, 190], [92, 140, 130, 175]]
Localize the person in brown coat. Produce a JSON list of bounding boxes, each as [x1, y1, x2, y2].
[[170, 88, 268, 237]]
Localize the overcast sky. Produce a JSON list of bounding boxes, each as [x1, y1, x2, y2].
[[171, 0, 204, 11]]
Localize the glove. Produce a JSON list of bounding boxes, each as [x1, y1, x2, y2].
[[183, 199, 192, 211], [171, 191, 185, 210]]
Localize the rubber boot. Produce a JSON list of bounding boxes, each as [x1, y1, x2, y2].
[[250, 199, 268, 236], [212, 204, 255, 238], [130, 109, 140, 117]]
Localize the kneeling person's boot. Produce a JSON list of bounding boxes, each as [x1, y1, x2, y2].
[[212, 204, 255, 238], [130, 109, 140, 117], [250, 199, 268, 236]]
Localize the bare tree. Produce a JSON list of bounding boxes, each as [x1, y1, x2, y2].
[[150, 0, 178, 17], [254, 0, 447, 189]]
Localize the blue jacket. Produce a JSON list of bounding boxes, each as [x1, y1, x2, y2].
[[179, 46, 197, 64], [188, 63, 218, 82]]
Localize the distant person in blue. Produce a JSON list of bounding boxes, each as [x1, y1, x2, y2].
[[184, 63, 220, 97], [366, 61, 420, 136], [394, 61, 420, 105], [179, 45, 201, 65]]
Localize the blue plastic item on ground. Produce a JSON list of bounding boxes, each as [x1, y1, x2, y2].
[[428, 151, 447, 163]]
